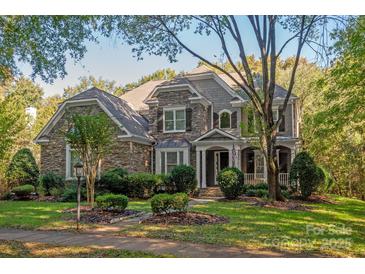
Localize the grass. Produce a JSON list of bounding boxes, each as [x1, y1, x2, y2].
[[124, 195, 365, 257], [1, 196, 364, 257], [0, 240, 171, 258], [0, 200, 149, 230], [0, 201, 77, 230]]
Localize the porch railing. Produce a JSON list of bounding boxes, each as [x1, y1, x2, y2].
[[244, 173, 290, 186]]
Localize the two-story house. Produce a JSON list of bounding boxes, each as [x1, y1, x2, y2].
[[35, 66, 301, 188]]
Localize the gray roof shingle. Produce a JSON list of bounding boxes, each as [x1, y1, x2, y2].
[[67, 87, 150, 140], [155, 138, 191, 149]]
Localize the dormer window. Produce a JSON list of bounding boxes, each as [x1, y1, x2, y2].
[[163, 107, 186, 132], [219, 110, 231, 129]]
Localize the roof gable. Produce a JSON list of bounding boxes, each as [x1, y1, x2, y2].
[[193, 128, 238, 142], [35, 87, 151, 144]]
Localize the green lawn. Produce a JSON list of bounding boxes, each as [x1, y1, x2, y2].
[[1, 196, 364, 257], [124, 195, 365, 257], [0, 201, 76, 230], [0, 200, 149, 230], [0, 240, 171, 258]]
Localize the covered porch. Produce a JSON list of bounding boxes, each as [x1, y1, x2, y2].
[[241, 145, 294, 187], [193, 129, 298, 188]]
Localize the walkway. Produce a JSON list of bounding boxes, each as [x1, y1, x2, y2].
[[0, 228, 298, 258]]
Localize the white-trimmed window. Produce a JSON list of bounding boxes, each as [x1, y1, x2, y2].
[[273, 108, 279, 122], [65, 144, 100, 179], [158, 149, 189, 174], [66, 144, 82, 179], [273, 107, 285, 132], [164, 107, 186, 132], [219, 110, 231, 129]]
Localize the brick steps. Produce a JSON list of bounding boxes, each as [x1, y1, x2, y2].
[[199, 186, 224, 198]]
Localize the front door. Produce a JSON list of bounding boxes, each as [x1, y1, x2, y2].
[[214, 151, 229, 184]]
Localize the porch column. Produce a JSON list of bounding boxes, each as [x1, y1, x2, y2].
[[196, 149, 201, 188], [234, 149, 240, 168], [290, 147, 296, 163], [156, 150, 161, 174], [201, 149, 207, 188], [228, 148, 233, 167]]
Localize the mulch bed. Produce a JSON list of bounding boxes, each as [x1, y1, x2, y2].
[[141, 211, 229, 225], [63, 207, 142, 224], [239, 196, 311, 211], [239, 194, 335, 211]]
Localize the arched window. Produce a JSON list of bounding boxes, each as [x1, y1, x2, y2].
[[219, 110, 231, 129]]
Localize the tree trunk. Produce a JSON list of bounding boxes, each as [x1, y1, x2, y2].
[[263, 133, 285, 201]]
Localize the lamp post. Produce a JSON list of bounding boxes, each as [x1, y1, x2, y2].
[[73, 161, 84, 230]]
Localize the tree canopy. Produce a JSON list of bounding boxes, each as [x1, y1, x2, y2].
[[0, 16, 97, 83]]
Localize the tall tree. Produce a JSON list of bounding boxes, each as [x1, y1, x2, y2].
[[0, 16, 97, 84], [100, 15, 345, 200], [65, 113, 115, 206], [63, 76, 125, 98], [63, 68, 177, 98], [303, 16, 365, 199]]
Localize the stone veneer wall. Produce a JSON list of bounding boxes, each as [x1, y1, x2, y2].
[[147, 90, 209, 142], [40, 103, 151, 178]]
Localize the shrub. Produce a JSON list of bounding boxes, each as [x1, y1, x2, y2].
[[289, 151, 323, 199], [217, 167, 244, 199], [169, 165, 196, 194], [171, 193, 189, 212], [96, 194, 128, 212], [150, 193, 189, 214], [97, 168, 128, 194], [38, 172, 64, 195], [61, 181, 86, 202], [255, 189, 269, 198], [254, 183, 268, 190], [49, 187, 64, 198], [125, 172, 158, 198], [11, 184, 34, 198], [246, 189, 257, 197], [5, 148, 39, 189]]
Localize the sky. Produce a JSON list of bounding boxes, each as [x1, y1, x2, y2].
[[19, 17, 329, 97]]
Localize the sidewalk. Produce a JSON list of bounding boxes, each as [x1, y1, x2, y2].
[[0, 228, 296, 258]]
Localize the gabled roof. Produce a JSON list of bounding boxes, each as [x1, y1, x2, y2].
[[120, 80, 165, 111], [35, 87, 152, 144], [193, 128, 238, 142], [217, 72, 298, 99]]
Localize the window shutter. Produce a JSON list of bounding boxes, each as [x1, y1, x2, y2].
[[157, 108, 163, 132], [213, 112, 219, 128], [186, 108, 192, 131], [231, 111, 237, 128], [279, 108, 286, 132]]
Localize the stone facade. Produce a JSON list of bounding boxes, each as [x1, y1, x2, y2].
[[40, 103, 151, 178], [148, 89, 209, 142]]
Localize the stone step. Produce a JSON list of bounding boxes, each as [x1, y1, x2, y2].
[[199, 187, 224, 198]]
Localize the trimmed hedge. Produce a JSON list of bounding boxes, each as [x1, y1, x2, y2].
[[11, 184, 34, 197], [217, 167, 244, 199], [97, 168, 128, 194], [96, 194, 128, 212], [126, 172, 158, 198], [97, 169, 162, 198], [150, 193, 189, 214], [169, 165, 196, 194]]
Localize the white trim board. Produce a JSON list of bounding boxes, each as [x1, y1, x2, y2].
[[34, 98, 132, 144]]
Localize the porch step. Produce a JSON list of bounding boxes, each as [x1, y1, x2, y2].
[[199, 186, 224, 198]]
